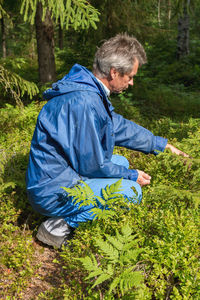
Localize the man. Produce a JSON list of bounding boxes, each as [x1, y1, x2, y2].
[[26, 34, 188, 248]]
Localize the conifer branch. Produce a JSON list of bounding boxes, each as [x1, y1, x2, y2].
[[20, 0, 100, 30], [0, 64, 39, 107]]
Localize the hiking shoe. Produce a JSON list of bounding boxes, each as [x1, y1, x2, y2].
[[36, 223, 67, 248]]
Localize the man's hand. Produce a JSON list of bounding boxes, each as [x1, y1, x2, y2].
[[165, 143, 189, 157], [136, 170, 151, 186]]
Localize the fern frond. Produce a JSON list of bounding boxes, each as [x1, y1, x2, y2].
[[61, 181, 96, 207], [120, 269, 143, 292], [101, 188, 108, 200], [105, 235, 123, 251], [109, 178, 123, 194], [108, 276, 120, 294], [95, 238, 119, 262], [90, 263, 114, 288], [122, 239, 142, 252], [99, 179, 125, 211], [92, 273, 111, 288], [79, 225, 145, 295], [116, 226, 138, 245], [90, 208, 116, 220], [129, 185, 140, 203], [95, 195, 106, 206], [121, 223, 133, 238], [103, 179, 123, 201], [120, 249, 143, 264], [77, 254, 98, 272], [86, 269, 103, 280]]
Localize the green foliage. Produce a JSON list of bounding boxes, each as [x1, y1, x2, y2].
[[1, 0, 200, 298], [62, 179, 132, 221], [20, 0, 100, 30], [78, 224, 144, 296], [1, 88, 200, 298], [62, 181, 97, 209], [0, 102, 44, 298], [58, 103, 200, 299], [0, 0, 9, 19], [0, 64, 39, 106]]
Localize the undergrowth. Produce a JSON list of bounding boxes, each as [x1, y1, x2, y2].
[[0, 101, 45, 298], [0, 95, 199, 299]]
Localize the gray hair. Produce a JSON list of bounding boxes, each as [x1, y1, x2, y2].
[[93, 33, 147, 78]]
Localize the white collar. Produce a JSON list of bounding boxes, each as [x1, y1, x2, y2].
[[95, 77, 110, 97]]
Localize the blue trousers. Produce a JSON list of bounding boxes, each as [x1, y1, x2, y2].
[[41, 155, 142, 234], [84, 154, 142, 203]]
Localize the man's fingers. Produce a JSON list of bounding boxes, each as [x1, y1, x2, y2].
[[175, 149, 189, 157], [137, 177, 151, 186], [166, 143, 189, 157], [181, 152, 189, 158], [141, 179, 151, 186], [137, 170, 151, 179], [142, 172, 151, 180], [136, 170, 151, 186]]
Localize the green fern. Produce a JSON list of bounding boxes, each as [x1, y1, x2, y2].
[[95, 238, 119, 262], [78, 224, 144, 295], [118, 268, 143, 294], [102, 178, 124, 200], [90, 207, 116, 221], [61, 181, 97, 208], [62, 178, 133, 221], [78, 253, 98, 272], [104, 235, 123, 251]]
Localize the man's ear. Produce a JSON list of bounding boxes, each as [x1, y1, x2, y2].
[[110, 68, 118, 80]]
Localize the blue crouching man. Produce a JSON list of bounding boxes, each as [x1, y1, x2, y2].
[[26, 33, 188, 248]]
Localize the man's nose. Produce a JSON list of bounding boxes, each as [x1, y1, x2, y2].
[[129, 79, 133, 86]]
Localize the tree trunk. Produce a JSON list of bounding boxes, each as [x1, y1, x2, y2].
[[158, 0, 161, 27], [1, 17, 6, 58], [35, 2, 56, 83], [177, 6, 189, 59], [106, 0, 112, 33], [168, 0, 171, 28], [58, 18, 63, 50]]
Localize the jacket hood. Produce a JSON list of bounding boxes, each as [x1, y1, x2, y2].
[[43, 64, 105, 100]]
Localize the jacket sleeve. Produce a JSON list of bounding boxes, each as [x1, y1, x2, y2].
[[55, 96, 135, 180], [112, 112, 167, 155]]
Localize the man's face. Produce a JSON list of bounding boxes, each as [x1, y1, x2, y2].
[[109, 59, 139, 94]]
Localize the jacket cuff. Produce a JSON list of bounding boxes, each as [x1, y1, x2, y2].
[[128, 169, 138, 181], [152, 136, 168, 155]]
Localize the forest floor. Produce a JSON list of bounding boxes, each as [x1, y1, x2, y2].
[[20, 239, 63, 300]]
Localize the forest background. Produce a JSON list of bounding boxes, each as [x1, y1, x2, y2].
[[0, 0, 200, 299]]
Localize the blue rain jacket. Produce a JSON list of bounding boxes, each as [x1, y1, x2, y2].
[[26, 64, 167, 226]]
